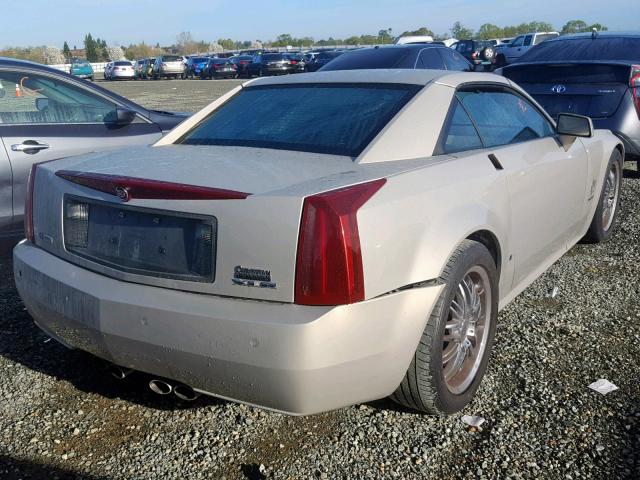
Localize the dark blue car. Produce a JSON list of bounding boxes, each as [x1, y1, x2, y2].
[[186, 56, 210, 79], [502, 32, 640, 165], [318, 45, 473, 72]]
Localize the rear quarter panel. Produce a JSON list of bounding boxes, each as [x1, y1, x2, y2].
[[358, 152, 513, 303]]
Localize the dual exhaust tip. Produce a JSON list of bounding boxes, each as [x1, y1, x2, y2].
[[148, 379, 200, 401], [108, 363, 199, 401]]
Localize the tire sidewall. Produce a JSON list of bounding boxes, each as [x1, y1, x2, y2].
[[430, 242, 499, 414], [586, 150, 623, 243]]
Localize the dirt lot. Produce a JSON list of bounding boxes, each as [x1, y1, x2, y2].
[[0, 79, 638, 480], [97, 77, 244, 112]]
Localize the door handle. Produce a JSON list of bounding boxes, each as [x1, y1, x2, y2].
[[11, 141, 50, 152]]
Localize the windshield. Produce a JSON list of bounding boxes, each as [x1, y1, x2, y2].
[[179, 83, 420, 157]]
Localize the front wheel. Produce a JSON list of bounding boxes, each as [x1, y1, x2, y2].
[[391, 239, 498, 415], [583, 149, 623, 243]]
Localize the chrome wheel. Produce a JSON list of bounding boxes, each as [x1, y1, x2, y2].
[[602, 160, 620, 232], [442, 266, 491, 394]]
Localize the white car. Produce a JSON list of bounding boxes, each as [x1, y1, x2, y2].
[[14, 70, 623, 415], [104, 61, 135, 80]]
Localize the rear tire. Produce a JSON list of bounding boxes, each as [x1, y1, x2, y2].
[[583, 149, 623, 243], [391, 240, 498, 415]]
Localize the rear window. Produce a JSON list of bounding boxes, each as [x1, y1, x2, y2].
[[320, 48, 413, 71], [179, 83, 421, 157], [504, 64, 630, 84], [262, 54, 284, 61], [192, 57, 208, 63], [517, 37, 640, 63], [114, 61, 131, 66], [163, 55, 182, 62]]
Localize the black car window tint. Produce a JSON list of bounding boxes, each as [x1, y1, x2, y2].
[[524, 35, 533, 47], [179, 83, 421, 157], [440, 98, 483, 154], [458, 88, 554, 147], [417, 49, 445, 70], [0, 71, 117, 125], [440, 49, 472, 71]]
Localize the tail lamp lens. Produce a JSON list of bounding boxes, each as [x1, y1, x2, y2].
[[630, 65, 640, 119], [64, 199, 90, 249], [294, 179, 386, 306], [24, 164, 37, 243]]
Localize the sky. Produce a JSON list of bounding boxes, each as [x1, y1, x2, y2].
[[1, 0, 638, 48]]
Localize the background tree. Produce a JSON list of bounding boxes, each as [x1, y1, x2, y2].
[[62, 41, 71, 61], [561, 19, 608, 34], [476, 23, 503, 40], [176, 31, 198, 55], [84, 34, 97, 61], [377, 28, 393, 44], [399, 26, 436, 38], [450, 21, 474, 39]]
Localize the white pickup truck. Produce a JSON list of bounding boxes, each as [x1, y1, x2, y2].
[[495, 32, 559, 66]]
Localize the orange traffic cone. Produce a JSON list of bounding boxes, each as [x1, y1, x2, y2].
[[15, 84, 21, 97]]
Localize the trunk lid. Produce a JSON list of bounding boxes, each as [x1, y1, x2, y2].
[[505, 63, 631, 118], [33, 145, 426, 303]]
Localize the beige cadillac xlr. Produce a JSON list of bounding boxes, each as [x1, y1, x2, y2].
[[14, 70, 623, 415]]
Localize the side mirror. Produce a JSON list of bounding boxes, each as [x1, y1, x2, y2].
[[115, 107, 136, 125], [35, 97, 49, 111], [556, 113, 593, 138]]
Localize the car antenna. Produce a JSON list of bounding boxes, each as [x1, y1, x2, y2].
[[592, 28, 598, 39]]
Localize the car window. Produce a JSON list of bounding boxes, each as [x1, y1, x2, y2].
[[163, 55, 181, 62], [179, 83, 421, 157], [533, 33, 558, 45], [440, 99, 483, 154], [524, 35, 533, 47], [0, 71, 117, 125], [457, 87, 554, 147], [417, 49, 445, 69], [511, 36, 524, 47], [439, 49, 471, 71]]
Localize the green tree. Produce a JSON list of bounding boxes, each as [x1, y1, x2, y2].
[[561, 20, 607, 34], [451, 21, 474, 39], [218, 38, 236, 50], [477, 24, 503, 40], [378, 28, 393, 44], [84, 33, 97, 62], [400, 26, 435, 38], [588, 23, 608, 32], [62, 41, 71, 60]]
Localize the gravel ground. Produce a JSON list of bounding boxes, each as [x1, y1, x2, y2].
[[0, 80, 639, 479], [96, 77, 245, 112]]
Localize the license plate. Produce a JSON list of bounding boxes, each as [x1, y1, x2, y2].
[[64, 196, 217, 282]]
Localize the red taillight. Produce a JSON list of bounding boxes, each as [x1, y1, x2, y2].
[[24, 164, 37, 243], [55, 170, 250, 201], [240, 60, 248, 64], [471, 52, 478, 60], [291, 60, 298, 65], [294, 179, 386, 306], [630, 65, 640, 119]]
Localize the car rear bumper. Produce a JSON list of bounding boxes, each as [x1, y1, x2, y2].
[[14, 242, 443, 415], [110, 72, 135, 79]]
